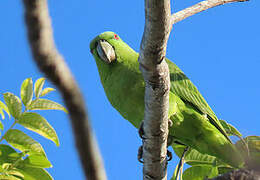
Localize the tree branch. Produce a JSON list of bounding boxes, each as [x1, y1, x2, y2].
[[171, 0, 248, 25], [208, 169, 260, 180], [138, 0, 172, 179], [22, 1, 106, 180]]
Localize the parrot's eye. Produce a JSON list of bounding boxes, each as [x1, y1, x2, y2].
[[96, 39, 116, 64], [114, 34, 119, 40]]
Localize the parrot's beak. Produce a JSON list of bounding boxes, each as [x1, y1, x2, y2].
[[96, 40, 116, 64]]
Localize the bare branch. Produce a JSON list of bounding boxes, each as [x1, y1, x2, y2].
[[138, 0, 171, 179], [22, 1, 106, 179], [171, 0, 248, 25]]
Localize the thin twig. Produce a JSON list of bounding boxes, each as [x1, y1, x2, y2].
[[22, 1, 106, 179], [138, 0, 172, 179], [171, 0, 248, 25]]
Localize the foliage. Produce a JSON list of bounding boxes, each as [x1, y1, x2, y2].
[[171, 123, 260, 180], [0, 77, 67, 180]]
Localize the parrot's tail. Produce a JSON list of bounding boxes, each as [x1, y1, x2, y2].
[[193, 135, 245, 168], [213, 142, 244, 168]]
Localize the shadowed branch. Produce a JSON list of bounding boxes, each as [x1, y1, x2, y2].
[[22, 0, 106, 179]]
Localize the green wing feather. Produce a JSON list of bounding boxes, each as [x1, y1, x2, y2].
[[167, 59, 231, 143]]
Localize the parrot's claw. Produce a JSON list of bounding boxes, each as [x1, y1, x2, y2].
[[138, 145, 144, 163], [138, 120, 173, 162], [167, 120, 173, 146], [138, 122, 145, 163], [167, 150, 173, 161], [138, 121, 145, 139], [138, 120, 172, 163], [168, 119, 173, 127]]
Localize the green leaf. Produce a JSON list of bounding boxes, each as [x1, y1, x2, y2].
[[0, 100, 10, 119], [0, 145, 17, 156], [1, 165, 24, 179], [7, 170, 24, 179], [182, 166, 218, 180], [28, 99, 68, 113], [219, 120, 242, 137], [0, 145, 18, 165], [228, 125, 242, 137], [16, 167, 53, 180], [3, 93, 22, 119], [2, 163, 12, 170], [34, 78, 45, 98], [21, 78, 33, 107], [22, 154, 52, 168], [0, 120, 3, 130], [172, 143, 217, 166], [4, 129, 46, 156], [18, 112, 59, 146], [0, 174, 21, 180], [8, 152, 24, 159], [40, 88, 55, 97], [218, 166, 234, 174]]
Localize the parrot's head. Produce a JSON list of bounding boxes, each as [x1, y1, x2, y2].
[[90, 31, 138, 83], [90, 31, 123, 65]]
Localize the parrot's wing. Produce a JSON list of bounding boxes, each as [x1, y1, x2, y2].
[[167, 59, 231, 143]]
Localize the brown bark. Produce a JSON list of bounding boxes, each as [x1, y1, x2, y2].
[[22, 0, 106, 179], [138, 0, 172, 179]]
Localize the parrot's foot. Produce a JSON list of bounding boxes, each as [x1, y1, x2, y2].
[[138, 122, 145, 139], [167, 149, 173, 161], [137, 145, 173, 163], [168, 119, 173, 127], [175, 146, 189, 180], [138, 121, 174, 163], [137, 145, 144, 163]]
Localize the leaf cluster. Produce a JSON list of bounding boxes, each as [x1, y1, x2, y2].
[[0, 77, 67, 180]]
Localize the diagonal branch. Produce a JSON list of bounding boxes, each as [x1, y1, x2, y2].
[[138, 0, 172, 179], [171, 0, 248, 25], [22, 1, 106, 180]]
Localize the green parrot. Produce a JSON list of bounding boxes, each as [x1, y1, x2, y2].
[[90, 31, 244, 168]]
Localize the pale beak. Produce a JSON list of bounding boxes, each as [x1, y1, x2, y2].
[[96, 40, 116, 64]]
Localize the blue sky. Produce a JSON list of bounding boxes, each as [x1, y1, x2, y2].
[[0, 0, 259, 179]]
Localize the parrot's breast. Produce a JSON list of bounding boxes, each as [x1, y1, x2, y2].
[[101, 63, 145, 128]]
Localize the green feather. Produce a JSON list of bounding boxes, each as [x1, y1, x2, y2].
[[90, 31, 244, 167], [167, 59, 232, 143]]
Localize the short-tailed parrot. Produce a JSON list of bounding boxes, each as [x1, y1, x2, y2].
[[90, 31, 243, 168]]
